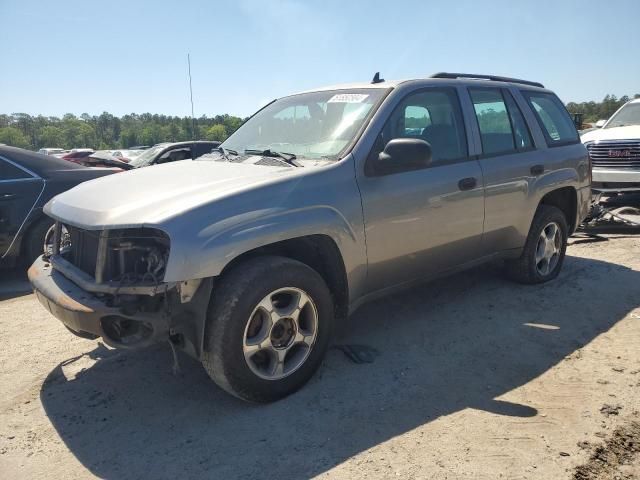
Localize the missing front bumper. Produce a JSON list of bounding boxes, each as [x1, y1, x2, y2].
[[28, 256, 212, 358], [28, 256, 171, 349]]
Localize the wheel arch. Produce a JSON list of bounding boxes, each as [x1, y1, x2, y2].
[[217, 234, 349, 323], [538, 186, 578, 234]]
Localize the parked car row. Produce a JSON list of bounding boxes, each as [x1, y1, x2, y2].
[[23, 72, 592, 403], [38, 141, 221, 170]]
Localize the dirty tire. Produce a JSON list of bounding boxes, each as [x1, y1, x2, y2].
[[505, 205, 568, 284], [202, 256, 334, 403], [24, 218, 54, 265]]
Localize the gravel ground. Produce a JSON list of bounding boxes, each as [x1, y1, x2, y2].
[[0, 232, 639, 479]]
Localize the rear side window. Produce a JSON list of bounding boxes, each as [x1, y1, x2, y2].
[[0, 158, 32, 181], [469, 88, 515, 155], [522, 91, 579, 146]]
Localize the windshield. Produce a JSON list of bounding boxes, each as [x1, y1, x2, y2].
[[606, 103, 640, 128], [127, 144, 168, 168], [221, 89, 386, 160]]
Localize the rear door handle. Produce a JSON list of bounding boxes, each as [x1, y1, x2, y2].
[[530, 164, 544, 176], [0, 193, 17, 201], [458, 177, 477, 191]]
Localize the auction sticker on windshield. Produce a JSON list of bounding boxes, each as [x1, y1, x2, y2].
[[327, 93, 369, 103]]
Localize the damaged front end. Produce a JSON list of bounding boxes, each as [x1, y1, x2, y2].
[[29, 222, 212, 359]]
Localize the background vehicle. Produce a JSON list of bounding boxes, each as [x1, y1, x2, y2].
[[30, 73, 590, 403], [65, 142, 220, 170], [109, 149, 143, 162], [581, 98, 640, 192], [82, 151, 131, 169], [38, 148, 66, 156], [0, 146, 115, 267], [124, 140, 220, 168], [61, 148, 95, 163]]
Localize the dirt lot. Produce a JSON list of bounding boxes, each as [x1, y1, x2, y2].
[[1, 232, 639, 479]]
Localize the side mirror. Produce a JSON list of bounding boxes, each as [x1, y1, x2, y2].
[[595, 119, 607, 128], [375, 138, 432, 175]]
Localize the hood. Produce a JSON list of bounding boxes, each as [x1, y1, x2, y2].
[[44, 160, 302, 230], [581, 125, 640, 143]]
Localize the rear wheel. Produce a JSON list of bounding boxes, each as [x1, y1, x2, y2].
[[505, 205, 568, 284], [202, 256, 334, 403]]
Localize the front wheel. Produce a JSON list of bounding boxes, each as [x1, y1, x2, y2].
[[202, 256, 334, 403], [24, 219, 54, 264], [505, 205, 568, 284]]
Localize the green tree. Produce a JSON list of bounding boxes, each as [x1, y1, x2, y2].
[[39, 126, 66, 147], [0, 111, 245, 150], [206, 124, 228, 142], [0, 127, 30, 148]]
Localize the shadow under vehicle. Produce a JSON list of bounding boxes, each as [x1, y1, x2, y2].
[[39, 254, 639, 478]]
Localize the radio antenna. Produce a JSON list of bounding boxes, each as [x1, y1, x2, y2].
[[187, 53, 196, 140]]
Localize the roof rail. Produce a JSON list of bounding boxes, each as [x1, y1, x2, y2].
[[430, 72, 544, 89]]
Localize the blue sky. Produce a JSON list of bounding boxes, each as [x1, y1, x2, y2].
[[1, 0, 638, 118]]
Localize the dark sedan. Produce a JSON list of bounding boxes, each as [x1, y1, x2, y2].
[[0, 146, 116, 267]]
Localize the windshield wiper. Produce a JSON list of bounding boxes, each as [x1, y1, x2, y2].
[[244, 148, 301, 167], [214, 146, 239, 160]]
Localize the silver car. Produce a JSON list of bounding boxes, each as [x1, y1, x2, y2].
[[29, 72, 591, 402]]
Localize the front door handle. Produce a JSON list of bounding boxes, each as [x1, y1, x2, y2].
[[458, 177, 477, 191], [530, 164, 544, 176], [0, 194, 17, 201]]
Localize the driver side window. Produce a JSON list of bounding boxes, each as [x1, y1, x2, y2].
[[378, 88, 468, 164]]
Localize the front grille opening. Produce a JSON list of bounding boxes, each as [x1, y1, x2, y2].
[[64, 226, 100, 276]]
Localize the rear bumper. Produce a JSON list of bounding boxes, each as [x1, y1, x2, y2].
[[28, 256, 170, 349], [592, 168, 640, 192]]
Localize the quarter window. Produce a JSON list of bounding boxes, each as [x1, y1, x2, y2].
[[522, 91, 579, 146], [0, 158, 32, 181], [380, 88, 467, 164], [469, 88, 515, 155]]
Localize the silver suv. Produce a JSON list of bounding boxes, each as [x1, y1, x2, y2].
[[29, 72, 591, 402]]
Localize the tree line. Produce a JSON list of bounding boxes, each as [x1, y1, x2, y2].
[[0, 93, 638, 151], [566, 93, 639, 124], [0, 112, 245, 151]]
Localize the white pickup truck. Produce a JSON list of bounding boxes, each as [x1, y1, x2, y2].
[[581, 98, 640, 192]]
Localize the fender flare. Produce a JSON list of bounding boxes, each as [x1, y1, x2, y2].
[[163, 205, 358, 282]]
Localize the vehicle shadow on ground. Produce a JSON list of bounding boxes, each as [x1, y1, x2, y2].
[[40, 255, 639, 479], [0, 268, 32, 301]]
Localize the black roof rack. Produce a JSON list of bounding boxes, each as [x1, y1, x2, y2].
[[430, 72, 544, 89]]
